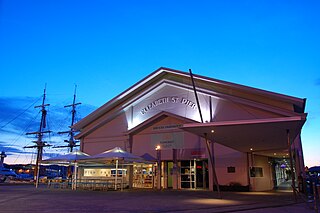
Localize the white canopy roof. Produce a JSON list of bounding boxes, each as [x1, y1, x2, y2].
[[86, 147, 145, 163], [43, 150, 90, 164]]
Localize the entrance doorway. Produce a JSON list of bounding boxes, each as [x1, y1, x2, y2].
[[180, 160, 196, 189], [180, 160, 208, 189], [272, 158, 292, 190], [196, 160, 209, 189]]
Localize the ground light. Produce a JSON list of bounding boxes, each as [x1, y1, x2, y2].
[[235, 191, 288, 195], [184, 198, 241, 205]]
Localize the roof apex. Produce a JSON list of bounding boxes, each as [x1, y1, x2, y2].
[[73, 67, 306, 131]]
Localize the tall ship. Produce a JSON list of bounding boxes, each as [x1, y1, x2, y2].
[[24, 86, 51, 188], [54, 85, 81, 152]]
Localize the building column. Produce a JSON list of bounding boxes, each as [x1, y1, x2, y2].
[[163, 162, 168, 189], [248, 151, 255, 191], [206, 137, 220, 196], [128, 134, 134, 188], [172, 149, 178, 189], [211, 140, 220, 194], [246, 152, 251, 190], [156, 146, 162, 190], [287, 130, 297, 202], [208, 159, 214, 191]]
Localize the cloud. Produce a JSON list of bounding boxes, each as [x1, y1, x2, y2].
[[0, 96, 96, 134], [0, 141, 25, 155], [0, 97, 41, 132], [0, 96, 97, 162]]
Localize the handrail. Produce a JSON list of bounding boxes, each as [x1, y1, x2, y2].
[[47, 178, 128, 191]]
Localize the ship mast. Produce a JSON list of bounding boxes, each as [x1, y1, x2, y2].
[[24, 86, 51, 188], [55, 85, 81, 152]]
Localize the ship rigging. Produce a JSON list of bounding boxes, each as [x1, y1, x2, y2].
[[24, 86, 51, 188]]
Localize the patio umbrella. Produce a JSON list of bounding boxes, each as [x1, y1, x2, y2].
[[43, 150, 90, 190], [43, 150, 90, 163], [140, 153, 157, 162], [87, 147, 144, 190], [89, 147, 143, 160]]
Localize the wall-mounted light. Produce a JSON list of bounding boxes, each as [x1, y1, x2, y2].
[[211, 129, 215, 133], [250, 148, 253, 151], [155, 145, 161, 151]]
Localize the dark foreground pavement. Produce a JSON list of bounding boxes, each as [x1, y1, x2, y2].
[[0, 184, 316, 213]]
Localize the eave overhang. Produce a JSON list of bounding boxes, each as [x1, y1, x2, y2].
[[181, 115, 307, 156]]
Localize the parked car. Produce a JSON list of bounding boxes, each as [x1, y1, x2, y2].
[[17, 173, 33, 180], [0, 168, 18, 177], [0, 168, 18, 182]]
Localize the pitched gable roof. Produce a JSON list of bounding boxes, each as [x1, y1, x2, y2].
[[73, 67, 306, 131]]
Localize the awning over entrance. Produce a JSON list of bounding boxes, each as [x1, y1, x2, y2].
[[181, 116, 306, 156]]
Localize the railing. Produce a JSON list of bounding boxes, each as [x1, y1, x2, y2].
[[47, 178, 128, 191]]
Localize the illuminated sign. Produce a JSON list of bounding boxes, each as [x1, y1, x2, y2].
[[140, 96, 197, 115]]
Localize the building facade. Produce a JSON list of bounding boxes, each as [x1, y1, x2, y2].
[[74, 67, 307, 191]]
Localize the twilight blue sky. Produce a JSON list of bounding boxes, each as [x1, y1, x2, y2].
[[0, 0, 319, 166]]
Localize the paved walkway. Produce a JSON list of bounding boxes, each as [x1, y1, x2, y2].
[[0, 184, 317, 212]]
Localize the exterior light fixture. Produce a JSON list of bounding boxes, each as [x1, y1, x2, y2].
[[250, 148, 253, 151], [273, 153, 277, 156], [211, 130, 215, 133], [155, 145, 161, 151]]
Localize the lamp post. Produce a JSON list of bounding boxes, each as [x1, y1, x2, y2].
[[156, 145, 161, 190]]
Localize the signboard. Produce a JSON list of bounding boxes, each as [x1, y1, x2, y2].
[[152, 124, 183, 131], [126, 84, 213, 130], [140, 96, 197, 115], [151, 132, 184, 150]]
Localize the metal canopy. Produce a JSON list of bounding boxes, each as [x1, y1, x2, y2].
[[181, 116, 306, 156]]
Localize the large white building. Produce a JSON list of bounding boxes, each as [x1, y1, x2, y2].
[[73, 67, 307, 191]]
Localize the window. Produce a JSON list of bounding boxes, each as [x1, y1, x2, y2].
[[227, 166, 236, 173], [250, 167, 263, 177]]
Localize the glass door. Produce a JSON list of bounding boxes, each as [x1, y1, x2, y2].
[[180, 160, 196, 189]]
